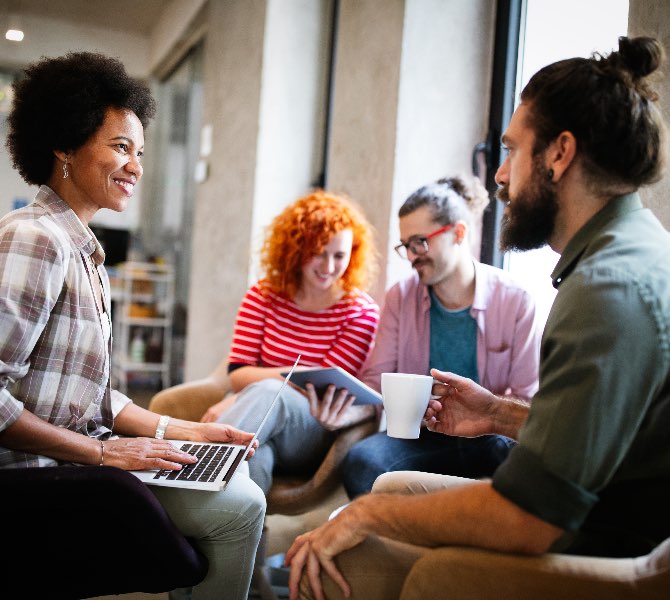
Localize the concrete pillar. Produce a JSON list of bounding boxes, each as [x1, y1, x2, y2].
[[185, 0, 267, 379], [185, 0, 333, 379], [251, 0, 334, 268], [326, 0, 406, 301]]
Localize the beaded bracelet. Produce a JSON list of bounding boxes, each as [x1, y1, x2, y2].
[[99, 440, 105, 466]]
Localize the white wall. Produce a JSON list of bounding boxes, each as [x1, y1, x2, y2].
[[389, 0, 495, 287], [249, 0, 332, 282], [326, 0, 495, 299]]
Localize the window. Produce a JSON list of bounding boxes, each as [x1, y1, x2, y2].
[[504, 0, 629, 325]]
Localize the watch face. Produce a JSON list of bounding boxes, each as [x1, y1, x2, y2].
[[156, 415, 170, 439]]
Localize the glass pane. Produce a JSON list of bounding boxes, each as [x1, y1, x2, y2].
[[144, 43, 204, 383]]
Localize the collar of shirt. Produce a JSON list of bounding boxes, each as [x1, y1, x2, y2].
[[421, 260, 491, 316], [551, 192, 642, 289], [36, 185, 106, 265]]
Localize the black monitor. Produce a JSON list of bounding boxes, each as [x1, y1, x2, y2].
[[89, 226, 129, 267]]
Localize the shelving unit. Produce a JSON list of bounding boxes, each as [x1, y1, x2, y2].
[[110, 262, 174, 395]]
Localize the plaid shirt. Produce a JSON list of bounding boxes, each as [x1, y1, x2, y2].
[[0, 186, 131, 468]]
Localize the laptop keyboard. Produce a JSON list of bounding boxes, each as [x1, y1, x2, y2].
[[152, 443, 234, 482]]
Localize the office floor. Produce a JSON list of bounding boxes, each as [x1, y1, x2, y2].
[[91, 387, 347, 600]]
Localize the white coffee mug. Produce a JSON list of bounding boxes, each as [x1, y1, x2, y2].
[[381, 373, 434, 439]]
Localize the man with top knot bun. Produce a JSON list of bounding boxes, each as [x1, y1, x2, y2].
[[286, 36, 670, 600]]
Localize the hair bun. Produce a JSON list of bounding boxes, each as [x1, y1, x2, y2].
[[617, 36, 664, 79], [435, 175, 489, 216]]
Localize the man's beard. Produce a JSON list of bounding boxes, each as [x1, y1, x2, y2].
[[497, 159, 559, 252]]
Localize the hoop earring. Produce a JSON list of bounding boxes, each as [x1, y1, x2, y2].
[[547, 168, 554, 181], [63, 158, 69, 179]]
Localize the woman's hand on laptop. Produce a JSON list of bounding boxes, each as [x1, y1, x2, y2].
[[102, 437, 198, 471], [197, 423, 259, 458]]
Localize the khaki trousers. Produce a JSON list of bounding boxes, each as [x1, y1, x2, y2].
[[300, 472, 670, 600], [299, 471, 474, 600]]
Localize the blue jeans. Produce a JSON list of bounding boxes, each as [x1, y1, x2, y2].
[[341, 429, 516, 499], [218, 379, 336, 494]]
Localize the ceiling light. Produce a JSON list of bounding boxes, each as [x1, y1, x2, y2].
[[5, 11, 24, 42], [5, 29, 24, 42]]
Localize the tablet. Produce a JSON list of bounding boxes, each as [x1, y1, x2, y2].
[[280, 366, 382, 405]]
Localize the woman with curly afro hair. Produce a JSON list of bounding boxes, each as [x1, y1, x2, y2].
[[202, 190, 381, 494], [0, 52, 265, 600]]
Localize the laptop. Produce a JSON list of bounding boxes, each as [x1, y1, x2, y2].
[[130, 356, 300, 491]]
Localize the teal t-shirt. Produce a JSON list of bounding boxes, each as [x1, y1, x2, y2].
[[428, 287, 479, 383]]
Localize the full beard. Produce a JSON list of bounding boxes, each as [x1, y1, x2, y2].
[[497, 160, 559, 252]]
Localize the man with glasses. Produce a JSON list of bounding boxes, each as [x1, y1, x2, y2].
[[341, 174, 543, 499]]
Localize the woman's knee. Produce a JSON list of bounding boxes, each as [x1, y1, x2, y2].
[[230, 469, 267, 520], [210, 462, 266, 526], [242, 483, 266, 527], [219, 379, 287, 429], [204, 476, 266, 543], [237, 378, 283, 402], [150, 475, 265, 542]]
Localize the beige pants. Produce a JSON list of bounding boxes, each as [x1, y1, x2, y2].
[[299, 471, 473, 600], [300, 473, 670, 600]]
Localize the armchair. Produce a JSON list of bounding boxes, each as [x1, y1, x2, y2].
[[4, 465, 207, 599], [399, 538, 670, 600]]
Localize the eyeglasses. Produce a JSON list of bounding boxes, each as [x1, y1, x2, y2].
[[394, 224, 454, 260]]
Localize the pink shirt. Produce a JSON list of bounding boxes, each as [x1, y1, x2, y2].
[[359, 262, 541, 399]]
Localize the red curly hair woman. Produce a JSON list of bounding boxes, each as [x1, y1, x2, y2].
[[202, 190, 381, 494]]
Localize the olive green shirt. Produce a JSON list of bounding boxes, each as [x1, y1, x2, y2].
[[492, 193, 670, 557]]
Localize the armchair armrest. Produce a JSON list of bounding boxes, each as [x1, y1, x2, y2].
[[267, 419, 379, 515], [149, 362, 231, 422], [399, 540, 670, 600]]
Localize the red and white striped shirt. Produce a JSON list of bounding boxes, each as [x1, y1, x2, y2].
[[228, 283, 380, 375]]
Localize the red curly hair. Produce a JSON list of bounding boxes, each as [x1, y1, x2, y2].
[[260, 190, 377, 299]]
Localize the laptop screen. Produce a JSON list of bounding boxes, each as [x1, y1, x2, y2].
[[240, 354, 301, 461], [129, 354, 301, 491]]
